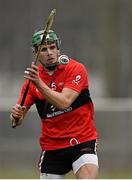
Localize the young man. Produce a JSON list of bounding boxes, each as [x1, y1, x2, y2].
[[10, 30, 99, 179]]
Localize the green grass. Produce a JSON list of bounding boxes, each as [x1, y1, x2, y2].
[[0, 167, 39, 179], [98, 169, 132, 179], [1, 168, 132, 179]]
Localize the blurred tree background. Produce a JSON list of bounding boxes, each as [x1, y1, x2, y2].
[[0, 0, 132, 178]]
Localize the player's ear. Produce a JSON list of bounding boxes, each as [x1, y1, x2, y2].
[[32, 49, 35, 54], [32, 47, 38, 54]]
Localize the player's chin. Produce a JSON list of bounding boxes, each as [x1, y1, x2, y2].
[[47, 59, 56, 64]]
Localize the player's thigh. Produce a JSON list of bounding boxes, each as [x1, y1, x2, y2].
[[75, 163, 98, 179], [72, 153, 98, 179]]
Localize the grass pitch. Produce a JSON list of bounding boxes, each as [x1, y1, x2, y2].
[[0, 167, 132, 179]]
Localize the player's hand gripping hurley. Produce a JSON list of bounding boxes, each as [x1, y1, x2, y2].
[[12, 9, 56, 128]]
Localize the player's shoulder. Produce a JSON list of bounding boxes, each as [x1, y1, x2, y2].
[[68, 58, 86, 70]]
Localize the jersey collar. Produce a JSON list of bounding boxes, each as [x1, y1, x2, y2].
[[38, 63, 67, 73]]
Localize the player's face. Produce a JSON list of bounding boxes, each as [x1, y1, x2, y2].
[[37, 43, 60, 66]]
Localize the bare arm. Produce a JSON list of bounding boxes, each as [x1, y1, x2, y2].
[[24, 63, 79, 110], [35, 83, 79, 109]]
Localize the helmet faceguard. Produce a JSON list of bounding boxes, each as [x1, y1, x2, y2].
[[32, 30, 61, 50], [32, 30, 61, 71]]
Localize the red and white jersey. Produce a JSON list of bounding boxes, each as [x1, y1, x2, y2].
[[18, 58, 98, 150]]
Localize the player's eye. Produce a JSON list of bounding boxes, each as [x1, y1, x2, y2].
[[41, 47, 47, 52], [49, 45, 56, 50]]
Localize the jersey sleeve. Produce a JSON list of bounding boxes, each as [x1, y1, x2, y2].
[[17, 80, 36, 109], [64, 63, 88, 93]]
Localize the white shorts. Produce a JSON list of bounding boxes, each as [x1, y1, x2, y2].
[[72, 153, 99, 174]]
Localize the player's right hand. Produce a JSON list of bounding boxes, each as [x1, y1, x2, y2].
[[10, 104, 26, 127]]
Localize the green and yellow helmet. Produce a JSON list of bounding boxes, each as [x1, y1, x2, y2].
[[32, 30, 61, 49]]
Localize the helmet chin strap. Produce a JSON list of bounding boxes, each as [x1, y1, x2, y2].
[[44, 62, 59, 71], [43, 52, 61, 71]]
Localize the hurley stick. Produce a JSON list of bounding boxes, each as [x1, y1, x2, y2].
[[12, 9, 56, 128]]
